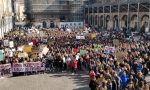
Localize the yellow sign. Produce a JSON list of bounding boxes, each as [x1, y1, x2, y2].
[[23, 45, 32, 53], [18, 53, 25, 58], [90, 33, 96, 39]]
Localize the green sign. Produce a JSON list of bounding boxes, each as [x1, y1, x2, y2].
[[0, 51, 4, 61], [80, 50, 88, 55], [94, 44, 101, 50]]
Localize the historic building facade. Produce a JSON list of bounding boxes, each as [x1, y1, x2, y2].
[[84, 0, 150, 32], [25, 0, 88, 28], [0, 0, 14, 38], [14, 0, 26, 22]]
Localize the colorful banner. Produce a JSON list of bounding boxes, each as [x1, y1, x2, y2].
[[0, 64, 12, 77], [13, 62, 44, 72]]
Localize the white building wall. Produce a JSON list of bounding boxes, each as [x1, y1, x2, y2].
[[0, 0, 14, 39]]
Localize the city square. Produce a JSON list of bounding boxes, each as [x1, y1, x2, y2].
[[0, 0, 150, 90]]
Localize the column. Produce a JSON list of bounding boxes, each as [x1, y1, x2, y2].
[[109, 5, 113, 30], [127, 0, 130, 32], [103, 6, 105, 29], [137, 1, 140, 32], [118, 0, 120, 30], [149, 4, 150, 32], [88, 7, 90, 25], [92, 7, 94, 26]]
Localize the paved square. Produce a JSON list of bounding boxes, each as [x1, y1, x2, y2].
[[0, 73, 90, 90]]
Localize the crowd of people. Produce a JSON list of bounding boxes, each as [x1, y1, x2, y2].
[[0, 27, 150, 90]]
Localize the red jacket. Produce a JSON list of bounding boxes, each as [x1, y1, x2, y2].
[[72, 60, 78, 69]]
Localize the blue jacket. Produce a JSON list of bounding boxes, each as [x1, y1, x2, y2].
[[120, 75, 128, 87], [137, 64, 143, 72]]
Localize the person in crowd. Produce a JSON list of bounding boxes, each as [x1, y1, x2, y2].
[[0, 28, 150, 90]]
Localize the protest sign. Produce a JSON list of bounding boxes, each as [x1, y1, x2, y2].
[[3, 40, 9, 46], [90, 33, 96, 39], [8, 50, 13, 57], [80, 49, 88, 55], [9, 41, 14, 48], [12, 63, 25, 72], [42, 47, 49, 55], [94, 44, 101, 50], [17, 46, 24, 51], [24, 62, 42, 72], [76, 35, 85, 39], [13, 62, 42, 72], [0, 51, 4, 61], [23, 45, 32, 53], [18, 53, 28, 58], [0, 64, 12, 77]]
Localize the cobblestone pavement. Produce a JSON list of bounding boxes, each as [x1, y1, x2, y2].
[[0, 72, 90, 90]]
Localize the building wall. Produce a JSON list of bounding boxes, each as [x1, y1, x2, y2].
[[0, 0, 14, 39], [25, 0, 87, 27], [84, 0, 150, 31], [15, 0, 26, 22]]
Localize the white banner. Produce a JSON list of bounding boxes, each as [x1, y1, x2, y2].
[[76, 35, 85, 39], [59, 22, 83, 29]]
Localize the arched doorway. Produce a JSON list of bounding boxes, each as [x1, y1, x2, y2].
[[42, 21, 47, 28], [106, 15, 110, 30], [99, 15, 103, 28], [130, 15, 137, 29], [85, 15, 88, 24], [121, 15, 127, 28], [90, 15, 93, 26], [50, 21, 55, 28], [141, 15, 149, 32], [95, 15, 98, 26], [113, 15, 118, 30]]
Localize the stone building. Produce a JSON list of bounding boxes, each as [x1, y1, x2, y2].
[[84, 0, 150, 32], [25, 0, 88, 28], [14, 0, 26, 22], [0, 0, 14, 38]]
